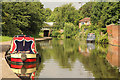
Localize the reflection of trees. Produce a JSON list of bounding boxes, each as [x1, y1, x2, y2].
[[37, 38, 80, 69], [35, 43, 44, 77], [78, 47, 119, 78], [36, 39, 119, 78], [50, 38, 79, 69]]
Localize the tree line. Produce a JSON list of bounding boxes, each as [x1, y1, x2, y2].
[[2, 2, 120, 37], [47, 2, 119, 40], [47, 2, 119, 27]]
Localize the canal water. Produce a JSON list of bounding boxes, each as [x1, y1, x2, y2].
[[7, 38, 120, 79], [35, 38, 119, 78]]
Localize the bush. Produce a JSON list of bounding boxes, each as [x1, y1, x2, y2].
[[95, 33, 108, 44], [64, 22, 79, 38], [52, 30, 60, 37]]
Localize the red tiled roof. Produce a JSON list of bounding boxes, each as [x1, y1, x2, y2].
[[79, 17, 90, 22]]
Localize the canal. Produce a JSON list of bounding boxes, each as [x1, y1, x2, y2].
[[35, 38, 119, 78], [7, 38, 120, 79]]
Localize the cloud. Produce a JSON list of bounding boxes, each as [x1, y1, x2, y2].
[[40, 0, 90, 2], [42, 2, 86, 11]]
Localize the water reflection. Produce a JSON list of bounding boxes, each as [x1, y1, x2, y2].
[[10, 63, 36, 79], [106, 45, 120, 67], [36, 39, 119, 78], [7, 56, 41, 80], [79, 42, 95, 56], [78, 41, 119, 78], [37, 39, 93, 78]]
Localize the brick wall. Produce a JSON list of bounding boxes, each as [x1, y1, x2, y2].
[[107, 24, 120, 46]]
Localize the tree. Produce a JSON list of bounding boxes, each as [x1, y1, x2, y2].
[[49, 3, 79, 29], [64, 22, 79, 38], [78, 2, 119, 28], [44, 8, 52, 22], [78, 2, 93, 19], [90, 2, 120, 27], [2, 2, 45, 36]]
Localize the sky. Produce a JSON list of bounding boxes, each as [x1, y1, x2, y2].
[[40, 0, 90, 11]]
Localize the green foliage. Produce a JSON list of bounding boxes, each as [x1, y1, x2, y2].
[[95, 33, 108, 44], [64, 22, 79, 38], [90, 2, 120, 27], [51, 30, 60, 37], [79, 24, 109, 44], [78, 2, 119, 28], [2, 2, 45, 36], [78, 2, 93, 19], [0, 36, 12, 42], [48, 3, 79, 26], [44, 8, 52, 22]]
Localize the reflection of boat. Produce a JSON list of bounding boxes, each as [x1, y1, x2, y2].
[[79, 43, 95, 56], [7, 51, 41, 80], [106, 45, 120, 67], [6, 35, 40, 64], [86, 33, 95, 42], [10, 62, 38, 80], [87, 43, 95, 50], [11, 64, 36, 77]]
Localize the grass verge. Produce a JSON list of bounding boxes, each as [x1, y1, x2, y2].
[[0, 36, 12, 42]]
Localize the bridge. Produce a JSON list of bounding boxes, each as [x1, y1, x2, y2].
[[41, 22, 55, 37]]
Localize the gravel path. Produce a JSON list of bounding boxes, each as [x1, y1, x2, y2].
[[0, 41, 11, 45]]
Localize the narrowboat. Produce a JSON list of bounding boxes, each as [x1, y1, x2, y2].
[[6, 35, 40, 64], [86, 33, 95, 42]]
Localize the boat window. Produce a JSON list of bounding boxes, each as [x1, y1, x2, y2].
[[14, 35, 24, 37], [15, 40, 24, 51], [15, 40, 33, 53], [24, 41, 33, 52], [25, 35, 31, 37]]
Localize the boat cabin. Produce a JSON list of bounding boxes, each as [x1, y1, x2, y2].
[[9, 35, 37, 54], [86, 33, 95, 42]]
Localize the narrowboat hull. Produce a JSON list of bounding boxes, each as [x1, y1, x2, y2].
[[10, 53, 37, 64]]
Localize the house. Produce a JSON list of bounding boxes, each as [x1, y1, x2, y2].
[[79, 17, 91, 28]]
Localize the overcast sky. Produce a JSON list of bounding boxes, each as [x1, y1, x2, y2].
[[40, 0, 90, 11]]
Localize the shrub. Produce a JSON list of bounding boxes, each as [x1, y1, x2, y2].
[[64, 22, 79, 38], [52, 30, 60, 37]]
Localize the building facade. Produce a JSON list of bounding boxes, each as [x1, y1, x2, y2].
[[79, 17, 91, 28]]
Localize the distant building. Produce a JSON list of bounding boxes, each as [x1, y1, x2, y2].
[[41, 22, 55, 37], [79, 17, 91, 28]]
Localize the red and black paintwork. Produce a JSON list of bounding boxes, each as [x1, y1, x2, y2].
[[6, 35, 39, 63], [9, 35, 37, 54], [6, 35, 41, 80]]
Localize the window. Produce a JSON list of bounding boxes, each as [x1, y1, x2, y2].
[[81, 22, 84, 25], [87, 22, 90, 25]]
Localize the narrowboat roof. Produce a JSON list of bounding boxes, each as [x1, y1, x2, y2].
[[14, 35, 31, 37], [9, 35, 37, 54]]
